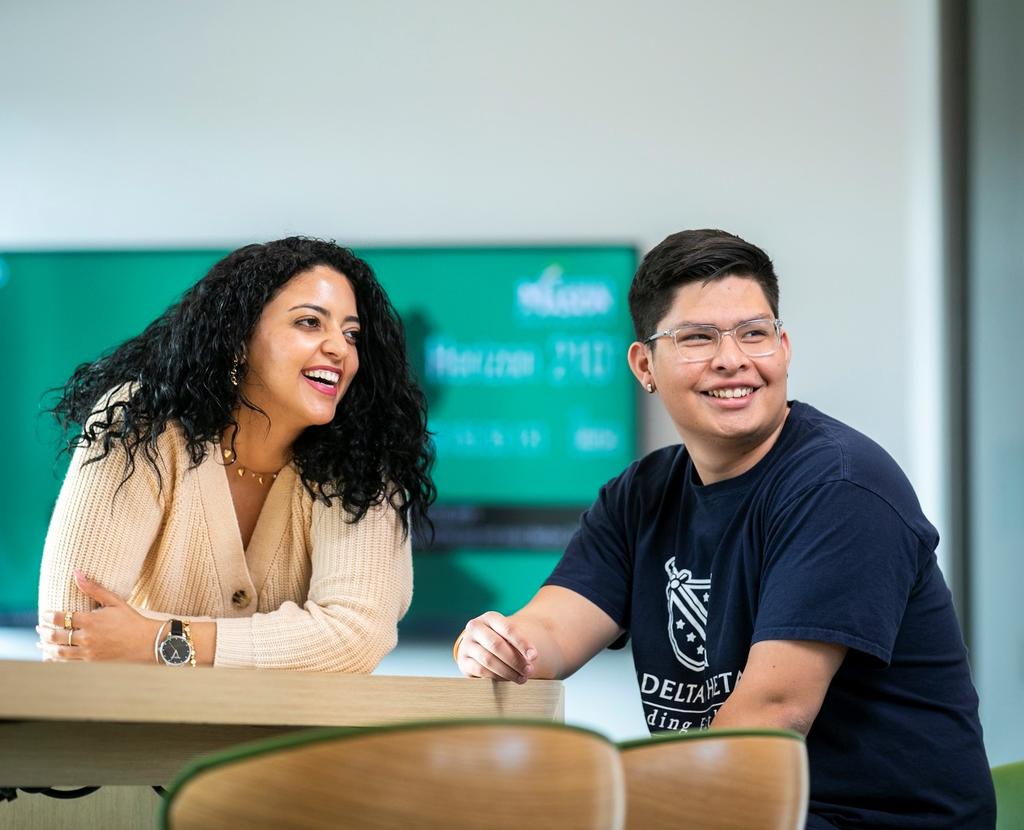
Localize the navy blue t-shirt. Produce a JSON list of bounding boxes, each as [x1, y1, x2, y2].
[[546, 402, 994, 829]]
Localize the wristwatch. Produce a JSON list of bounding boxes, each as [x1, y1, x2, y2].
[[158, 619, 196, 667]]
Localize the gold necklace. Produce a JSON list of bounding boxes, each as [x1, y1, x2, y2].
[[221, 448, 280, 486]]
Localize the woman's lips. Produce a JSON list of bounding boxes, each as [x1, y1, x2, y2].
[[303, 375, 338, 397]]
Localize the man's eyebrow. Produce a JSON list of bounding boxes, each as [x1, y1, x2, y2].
[[288, 304, 360, 324], [671, 314, 773, 329]]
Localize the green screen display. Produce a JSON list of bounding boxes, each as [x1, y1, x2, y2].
[[0, 246, 638, 627]]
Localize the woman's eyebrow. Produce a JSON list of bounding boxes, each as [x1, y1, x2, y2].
[[288, 303, 360, 324], [289, 303, 329, 315]]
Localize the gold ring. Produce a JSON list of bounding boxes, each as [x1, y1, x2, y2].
[[63, 611, 73, 630], [67, 629, 74, 647]]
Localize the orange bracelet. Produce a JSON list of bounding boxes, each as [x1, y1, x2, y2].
[[452, 630, 466, 662]]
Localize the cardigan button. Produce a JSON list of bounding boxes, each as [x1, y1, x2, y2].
[[231, 590, 250, 609]]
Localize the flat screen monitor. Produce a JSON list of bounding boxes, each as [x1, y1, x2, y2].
[[0, 246, 638, 627]]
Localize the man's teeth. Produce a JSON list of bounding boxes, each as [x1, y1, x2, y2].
[[707, 387, 754, 399], [303, 369, 339, 385]]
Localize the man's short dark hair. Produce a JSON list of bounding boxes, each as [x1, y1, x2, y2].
[[628, 229, 780, 342]]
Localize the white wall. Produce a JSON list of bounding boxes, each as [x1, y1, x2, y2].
[[0, 0, 945, 534]]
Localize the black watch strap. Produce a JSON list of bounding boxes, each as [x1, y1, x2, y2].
[[170, 619, 183, 637]]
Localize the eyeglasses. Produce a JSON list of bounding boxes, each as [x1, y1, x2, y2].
[[644, 318, 783, 363]]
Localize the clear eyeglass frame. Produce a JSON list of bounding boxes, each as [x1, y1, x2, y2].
[[643, 317, 783, 363]]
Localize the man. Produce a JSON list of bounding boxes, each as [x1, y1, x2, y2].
[[455, 229, 994, 828]]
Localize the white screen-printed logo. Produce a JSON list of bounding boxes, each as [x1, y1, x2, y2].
[[665, 557, 711, 672]]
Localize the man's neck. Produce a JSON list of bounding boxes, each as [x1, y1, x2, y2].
[[685, 406, 791, 486]]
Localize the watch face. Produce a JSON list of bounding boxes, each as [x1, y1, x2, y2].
[[160, 635, 192, 666]]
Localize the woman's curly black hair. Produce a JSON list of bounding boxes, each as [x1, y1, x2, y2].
[[50, 237, 436, 538]]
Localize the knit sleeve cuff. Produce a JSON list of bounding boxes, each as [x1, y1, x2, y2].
[[213, 617, 256, 668]]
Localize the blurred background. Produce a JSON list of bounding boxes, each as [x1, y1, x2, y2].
[[0, 1, 1019, 762]]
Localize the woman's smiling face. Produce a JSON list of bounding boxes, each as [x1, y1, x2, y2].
[[240, 264, 361, 436]]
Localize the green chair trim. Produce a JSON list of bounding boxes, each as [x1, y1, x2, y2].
[[993, 759, 1024, 830], [618, 726, 804, 751], [158, 717, 617, 829]]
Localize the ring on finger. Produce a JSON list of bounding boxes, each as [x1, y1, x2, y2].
[[63, 611, 73, 630], [67, 629, 74, 647]]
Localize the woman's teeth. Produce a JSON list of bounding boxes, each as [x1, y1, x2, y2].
[[303, 369, 339, 386]]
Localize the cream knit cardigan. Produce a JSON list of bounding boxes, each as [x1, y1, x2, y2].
[[38, 421, 413, 672]]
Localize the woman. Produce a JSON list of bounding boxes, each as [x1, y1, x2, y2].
[[36, 237, 434, 671]]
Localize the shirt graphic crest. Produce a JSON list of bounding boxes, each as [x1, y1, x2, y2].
[[665, 557, 711, 672]]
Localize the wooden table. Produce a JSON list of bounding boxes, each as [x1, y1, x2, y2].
[[0, 660, 564, 828]]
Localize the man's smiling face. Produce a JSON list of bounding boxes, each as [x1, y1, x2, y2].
[[636, 275, 791, 475]]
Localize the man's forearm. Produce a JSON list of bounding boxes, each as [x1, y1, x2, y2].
[[710, 689, 816, 736], [456, 587, 623, 683], [709, 639, 845, 736]]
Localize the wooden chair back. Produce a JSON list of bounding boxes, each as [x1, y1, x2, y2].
[[619, 729, 808, 830], [162, 720, 625, 830]]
